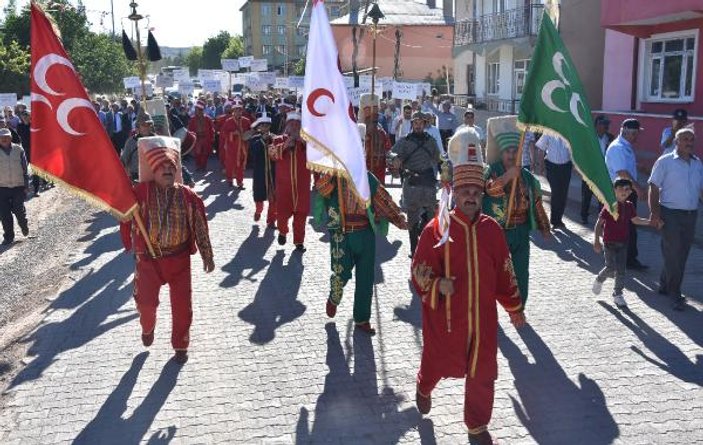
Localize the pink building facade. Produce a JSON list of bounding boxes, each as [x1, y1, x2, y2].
[[599, 0, 703, 170]]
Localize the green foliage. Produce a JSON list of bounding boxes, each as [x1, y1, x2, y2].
[[72, 33, 136, 93], [1, 0, 88, 51], [185, 47, 203, 76], [221, 35, 245, 60], [0, 40, 30, 96], [293, 56, 305, 75], [201, 31, 231, 69]]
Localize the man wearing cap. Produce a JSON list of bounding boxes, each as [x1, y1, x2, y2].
[[0, 128, 30, 245], [270, 111, 310, 251], [120, 136, 214, 364], [220, 99, 252, 189], [315, 172, 407, 335], [660, 109, 689, 156], [483, 132, 551, 307], [187, 100, 215, 171], [121, 112, 156, 181], [250, 112, 277, 226], [412, 149, 525, 445], [581, 115, 615, 225], [648, 127, 703, 310], [359, 93, 392, 185], [605, 118, 648, 270], [0, 116, 21, 145], [390, 111, 441, 255]]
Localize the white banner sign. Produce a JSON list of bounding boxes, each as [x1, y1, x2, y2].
[[178, 81, 194, 96], [250, 59, 268, 72], [257, 71, 276, 85], [246, 75, 267, 92], [173, 68, 190, 82], [238, 56, 254, 68], [134, 83, 154, 98], [347, 86, 371, 107], [416, 82, 432, 97], [0, 93, 17, 110], [392, 81, 418, 100], [342, 76, 354, 88], [221, 59, 240, 72], [359, 74, 372, 87], [287, 76, 305, 89], [202, 79, 223, 92], [123, 76, 140, 89], [155, 73, 174, 88], [232, 73, 247, 85], [379, 77, 393, 92], [274, 77, 289, 89]]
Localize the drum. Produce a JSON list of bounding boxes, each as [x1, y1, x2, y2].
[[174, 127, 197, 156]]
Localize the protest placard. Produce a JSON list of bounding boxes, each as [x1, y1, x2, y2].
[[250, 59, 268, 72], [155, 73, 174, 88], [173, 68, 190, 82], [246, 75, 267, 92], [416, 82, 432, 97], [359, 75, 372, 87], [0, 93, 17, 110], [342, 76, 354, 88], [221, 59, 240, 72], [347, 86, 370, 106], [275, 77, 289, 89], [123, 76, 140, 89], [238, 56, 254, 68], [257, 72, 276, 85], [178, 81, 194, 96], [202, 79, 222, 93], [392, 81, 418, 100], [287, 76, 305, 89]]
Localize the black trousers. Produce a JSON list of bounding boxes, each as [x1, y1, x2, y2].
[[580, 180, 602, 221], [545, 160, 572, 225], [439, 129, 454, 151], [626, 190, 639, 264], [0, 186, 27, 242], [659, 206, 697, 299]]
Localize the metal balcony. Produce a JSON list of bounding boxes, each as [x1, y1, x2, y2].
[[454, 4, 544, 47]]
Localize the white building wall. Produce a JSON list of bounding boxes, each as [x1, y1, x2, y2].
[[453, 51, 473, 95], [498, 45, 514, 101], [475, 53, 487, 99]]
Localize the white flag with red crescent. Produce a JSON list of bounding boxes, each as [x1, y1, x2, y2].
[[302, 0, 370, 203]]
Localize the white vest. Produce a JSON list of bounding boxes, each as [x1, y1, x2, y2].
[[0, 144, 26, 188]]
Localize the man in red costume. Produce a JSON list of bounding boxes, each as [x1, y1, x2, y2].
[[270, 110, 310, 251], [120, 136, 215, 364], [214, 102, 232, 173], [411, 151, 526, 444], [358, 93, 391, 185], [187, 99, 215, 172], [220, 98, 252, 189]]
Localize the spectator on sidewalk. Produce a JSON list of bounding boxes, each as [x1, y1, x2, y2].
[[581, 115, 614, 225], [605, 118, 648, 271], [457, 107, 485, 148], [393, 104, 413, 140], [536, 133, 572, 229], [660, 109, 689, 156], [0, 128, 30, 245], [592, 177, 656, 308], [648, 127, 703, 311]]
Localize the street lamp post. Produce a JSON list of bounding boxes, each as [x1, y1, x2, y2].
[[367, 3, 384, 100]]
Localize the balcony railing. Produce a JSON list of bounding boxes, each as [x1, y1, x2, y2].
[[454, 4, 544, 47]]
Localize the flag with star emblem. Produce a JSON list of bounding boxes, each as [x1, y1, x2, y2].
[[518, 11, 616, 215], [302, 0, 370, 203]]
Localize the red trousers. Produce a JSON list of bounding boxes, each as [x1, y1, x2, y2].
[[255, 200, 276, 225], [277, 207, 306, 244], [134, 252, 192, 351], [417, 364, 495, 433], [224, 142, 247, 186], [218, 138, 227, 171], [194, 140, 211, 170]]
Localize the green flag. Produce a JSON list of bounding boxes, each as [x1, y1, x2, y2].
[[518, 12, 617, 216]]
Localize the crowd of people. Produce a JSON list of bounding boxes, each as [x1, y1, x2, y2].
[[1, 87, 701, 444]]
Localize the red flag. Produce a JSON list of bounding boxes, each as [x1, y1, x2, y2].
[[30, 2, 137, 220]]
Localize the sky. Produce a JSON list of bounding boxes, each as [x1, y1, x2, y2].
[[9, 0, 246, 47]]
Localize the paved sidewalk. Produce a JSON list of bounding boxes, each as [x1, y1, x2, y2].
[[0, 159, 701, 444]]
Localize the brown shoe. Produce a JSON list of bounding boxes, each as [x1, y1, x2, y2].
[[468, 430, 496, 445], [174, 350, 189, 364], [354, 322, 376, 336], [326, 300, 337, 318], [141, 332, 154, 347], [416, 388, 431, 414]]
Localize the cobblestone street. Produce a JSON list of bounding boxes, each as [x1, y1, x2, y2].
[[0, 161, 701, 444]]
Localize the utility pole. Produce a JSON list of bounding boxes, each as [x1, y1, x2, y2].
[[110, 0, 115, 37]]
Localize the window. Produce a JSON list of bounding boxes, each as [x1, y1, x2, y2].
[[487, 62, 500, 95], [263, 45, 272, 55], [277, 25, 286, 35], [644, 33, 697, 101], [261, 4, 272, 15], [262, 25, 272, 35], [513, 59, 530, 97], [492, 0, 505, 13], [297, 45, 306, 57], [275, 45, 285, 55], [277, 4, 286, 16], [297, 25, 308, 37]]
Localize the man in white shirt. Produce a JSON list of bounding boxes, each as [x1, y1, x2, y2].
[[536, 133, 572, 229], [393, 104, 413, 140]]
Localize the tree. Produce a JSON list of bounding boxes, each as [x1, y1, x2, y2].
[[0, 40, 30, 96], [185, 47, 203, 76], [201, 31, 231, 69], [1, 0, 89, 51], [221, 35, 245, 60], [293, 56, 305, 75], [71, 33, 136, 93]]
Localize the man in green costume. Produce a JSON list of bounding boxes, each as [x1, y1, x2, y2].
[[482, 132, 551, 306], [314, 172, 407, 335]]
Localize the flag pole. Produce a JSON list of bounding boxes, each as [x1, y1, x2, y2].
[[505, 129, 526, 228], [133, 207, 157, 258]]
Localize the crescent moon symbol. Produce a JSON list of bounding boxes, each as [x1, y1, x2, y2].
[[306, 88, 335, 117], [34, 53, 75, 97], [569, 93, 587, 127], [552, 52, 570, 86], [56, 98, 95, 136], [31, 93, 52, 110], [541, 80, 566, 113]]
